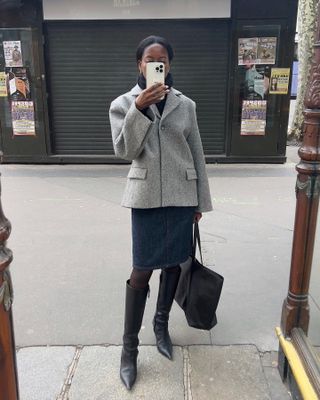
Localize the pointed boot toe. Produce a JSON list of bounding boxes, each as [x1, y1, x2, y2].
[[120, 349, 138, 390], [153, 317, 174, 360], [120, 367, 136, 390], [157, 341, 173, 360]]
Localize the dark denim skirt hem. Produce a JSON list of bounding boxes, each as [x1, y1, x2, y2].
[[131, 206, 195, 271], [132, 255, 190, 271]]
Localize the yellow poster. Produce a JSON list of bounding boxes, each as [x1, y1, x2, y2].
[[269, 68, 290, 95], [0, 72, 7, 97]]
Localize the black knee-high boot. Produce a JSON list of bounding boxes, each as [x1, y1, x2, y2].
[[153, 266, 181, 360], [120, 280, 149, 390]]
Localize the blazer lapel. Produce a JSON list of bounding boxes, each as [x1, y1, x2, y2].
[[150, 104, 161, 118], [130, 84, 142, 96], [161, 88, 182, 120]]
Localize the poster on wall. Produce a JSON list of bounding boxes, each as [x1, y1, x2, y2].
[[269, 68, 291, 94], [244, 65, 271, 100], [238, 38, 258, 65], [256, 37, 277, 64], [238, 37, 277, 65], [3, 41, 23, 67], [7, 68, 31, 100], [11, 101, 36, 136], [240, 100, 267, 136], [0, 72, 7, 97]]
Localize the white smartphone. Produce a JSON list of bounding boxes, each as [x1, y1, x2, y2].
[[146, 62, 165, 89]]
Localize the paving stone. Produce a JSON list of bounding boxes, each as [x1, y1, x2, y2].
[[189, 345, 271, 400], [263, 366, 292, 400], [260, 351, 279, 368], [68, 345, 184, 400], [17, 346, 75, 400]]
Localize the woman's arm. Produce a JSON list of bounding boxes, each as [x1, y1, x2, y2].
[[187, 102, 213, 213], [109, 100, 155, 161], [109, 84, 168, 161]]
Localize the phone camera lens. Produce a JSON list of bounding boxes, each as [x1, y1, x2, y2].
[[156, 67, 159, 71]]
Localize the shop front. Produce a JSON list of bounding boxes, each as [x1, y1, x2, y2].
[[0, 0, 297, 163]]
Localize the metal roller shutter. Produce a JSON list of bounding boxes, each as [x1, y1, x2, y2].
[[45, 19, 230, 156]]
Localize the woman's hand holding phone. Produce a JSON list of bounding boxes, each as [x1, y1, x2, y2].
[[135, 83, 169, 110]]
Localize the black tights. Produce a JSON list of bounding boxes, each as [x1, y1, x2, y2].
[[129, 269, 153, 290], [129, 265, 180, 289]]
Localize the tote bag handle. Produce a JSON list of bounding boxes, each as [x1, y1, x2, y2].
[[192, 221, 204, 264]]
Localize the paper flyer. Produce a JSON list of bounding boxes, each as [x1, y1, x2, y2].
[[239, 37, 277, 65], [11, 101, 36, 136], [256, 37, 277, 64], [7, 68, 31, 100], [240, 100, 267, 136], [269, 68, 291, 95], [238, 38, 258, 65], [244, 66, 270, 100], [3, 41, 23, 67], [0, 72, 7, 97]]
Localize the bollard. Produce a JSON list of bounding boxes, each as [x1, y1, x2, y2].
[[0, 173, 19, 399]]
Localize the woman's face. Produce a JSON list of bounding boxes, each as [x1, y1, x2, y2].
[[138, 43, 170, 78]]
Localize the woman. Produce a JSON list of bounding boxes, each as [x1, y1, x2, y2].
[[109, 35, 213, 390]]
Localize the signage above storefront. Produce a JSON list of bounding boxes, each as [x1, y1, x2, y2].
[[43, 0, 231, 20]]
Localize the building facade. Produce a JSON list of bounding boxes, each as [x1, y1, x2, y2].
[[0, 0, 298, 163]]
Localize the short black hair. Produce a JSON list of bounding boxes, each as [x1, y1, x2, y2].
[[136, 35, 174, 63]]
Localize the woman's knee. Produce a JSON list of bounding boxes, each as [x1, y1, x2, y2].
[[129, 268, 153, 289]]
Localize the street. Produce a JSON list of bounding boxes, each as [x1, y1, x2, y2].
[[0, 147, 299, 399]]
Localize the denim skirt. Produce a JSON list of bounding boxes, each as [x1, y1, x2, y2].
[[131, 206, 196, 270]]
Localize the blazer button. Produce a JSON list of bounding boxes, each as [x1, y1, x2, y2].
[[161, 126, 165, 131]]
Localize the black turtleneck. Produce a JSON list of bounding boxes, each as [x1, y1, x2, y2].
[[137, 73, 173, 116]]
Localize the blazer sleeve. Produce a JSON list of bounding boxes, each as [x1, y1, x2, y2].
[[109, 99, 156, 161], [187, 102, 213, 213]]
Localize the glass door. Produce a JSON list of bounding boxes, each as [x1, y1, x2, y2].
[[306, 214, 320, 360], [0, 28, 47, 157], [230, 20, 290, 158]]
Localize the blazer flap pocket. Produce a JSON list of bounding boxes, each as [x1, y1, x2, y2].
[[186, 168, 198, 180], [128, 167, 147, 180]]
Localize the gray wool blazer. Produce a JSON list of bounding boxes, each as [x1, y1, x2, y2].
[[109, 84, 213, 213]]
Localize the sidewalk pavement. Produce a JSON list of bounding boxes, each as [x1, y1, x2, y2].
[[2, 146, 300, 399], [17, 345, 291, 400]]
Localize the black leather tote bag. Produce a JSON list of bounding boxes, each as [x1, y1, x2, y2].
[[175, 222, 224, 330]]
